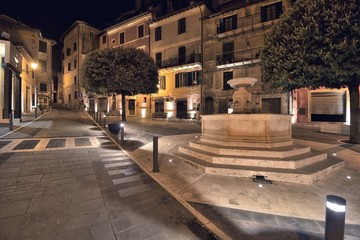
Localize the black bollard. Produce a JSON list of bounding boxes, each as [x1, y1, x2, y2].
[[99, 112, 102, 126], [35, 107, 37, 118], [95, 111, 98, 122], [9, 112, 13, 131], [120, 124, 124, 143], [325, 195, 346, 240], [103, 114, 106, 128], [152, 136, 159, 172]]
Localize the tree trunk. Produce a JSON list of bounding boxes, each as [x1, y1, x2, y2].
[[121, 92, 126, 122], [348, 82, 360, 143]]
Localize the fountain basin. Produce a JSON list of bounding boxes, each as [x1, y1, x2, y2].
[[201, 113, 293, 148], [227, 77, 258, 89]]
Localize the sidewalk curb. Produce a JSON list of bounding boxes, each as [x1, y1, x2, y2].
[[0, 111, 51, 139], [85, 112, 232, 240]]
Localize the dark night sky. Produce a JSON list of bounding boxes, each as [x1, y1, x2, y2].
[[0, 1, 136, 71], [1, 1, 135, 40]]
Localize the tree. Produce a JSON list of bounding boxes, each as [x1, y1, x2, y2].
[[262, 0, 360, 143], [82, 47, 159, 121]]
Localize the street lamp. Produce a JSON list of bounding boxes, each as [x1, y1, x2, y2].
[[29, 63, 39, 118]]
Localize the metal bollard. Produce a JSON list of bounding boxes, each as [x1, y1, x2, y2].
[[9, 112, 13, 131], [325, 195, 346, 240], [99, 112, 102, 126], [95, 111, 98, 122], [152, 136, 159, 172], [120, 123, 124, 143], [103, 114, 106, 128], [35, 107, 37, 118]]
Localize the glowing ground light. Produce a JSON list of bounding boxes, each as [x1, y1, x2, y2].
[[333, 153, 337, 156], [258, 184, 263, 188], [169, 159, 173, 162], [347, 176, 351, 179]]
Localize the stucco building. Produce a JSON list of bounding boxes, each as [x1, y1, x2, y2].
[[99, 11, 155, 118], [60, 21, 100, 109], [149, 2, 211, 120], [0, 15, 55, 122], [202, 0, 294, 115]]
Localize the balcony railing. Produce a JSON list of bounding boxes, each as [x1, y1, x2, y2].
[[157, 53, 201, 69], [217, 12, 262, 34], [216, 47, 261, 66]]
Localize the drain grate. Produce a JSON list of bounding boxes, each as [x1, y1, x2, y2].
[[185, 219, 219, 240], [252, 175, 272, 184]]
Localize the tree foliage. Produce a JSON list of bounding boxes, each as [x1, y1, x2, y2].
[[82, 47, 158, 95], [262, 0, 360, 143], [82, 47, 158, 121]]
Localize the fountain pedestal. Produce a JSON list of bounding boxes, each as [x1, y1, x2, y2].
[[227, 77, 258, 113]]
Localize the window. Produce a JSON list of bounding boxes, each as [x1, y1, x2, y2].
[[74, 76, 77, 84], [26, 63, 29, 74], [219, 15, 237, 33], [138, 25, 144, 38], [73, 42, 77, 51], [175, 71, 202, 88], [68, 94, 71, 102], [74, 59, 77, 68], [66, 48, 71, 56], [68, 62, 71, 71], [144, 97, 147, 103], [261, 2, 283, 22], [223, 41, 234, 63], [178, 46, 186, 65], [155, 26, 162, 41], [39, 40, 47, 53], [39, 60, 47, 71], [155, 52, 162, 68], [223, 72, 233, 90], [119, 32, 125, 44], [102, 35, 107, 44], [40, 83, 47, 92], [178, 18, 186, 34], [74, 91, 78, 99], [90, 31, 95, 37], [159, 76, 166, 90]]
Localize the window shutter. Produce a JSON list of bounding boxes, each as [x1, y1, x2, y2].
[[260, 6, 266, 22], [232, 15, 237, 30], [275, 2, 283, 18]]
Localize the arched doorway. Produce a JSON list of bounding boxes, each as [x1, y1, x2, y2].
[[205, 97, 214, 114]]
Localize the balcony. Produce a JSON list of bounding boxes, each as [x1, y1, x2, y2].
[[157, 53, 201, 70], [217, 13, 261, 35], [216, 47, 262, 69]]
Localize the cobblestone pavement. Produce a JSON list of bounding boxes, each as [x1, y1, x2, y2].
[[0, 110, 211, 240], [1, 110, 360, 240]]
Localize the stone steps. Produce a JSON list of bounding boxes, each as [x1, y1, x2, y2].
[[188, 141, 311, 158], [179, 144, 327, 169], [172, 150, 344, 184]]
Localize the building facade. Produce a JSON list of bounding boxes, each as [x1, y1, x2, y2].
[[149, 3, 211, 120], [99, 12, 154, 118], [202, 0, 294, 115], [0, 15, 55, 122], [60, 21, 100, 109]]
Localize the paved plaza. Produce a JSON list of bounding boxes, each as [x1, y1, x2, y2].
[[0, 109, 359, 240]]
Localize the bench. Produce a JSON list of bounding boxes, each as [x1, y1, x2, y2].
[[151, 112, 167, 120]]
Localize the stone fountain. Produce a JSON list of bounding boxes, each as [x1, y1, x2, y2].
[[175, 77, 343, 184]]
